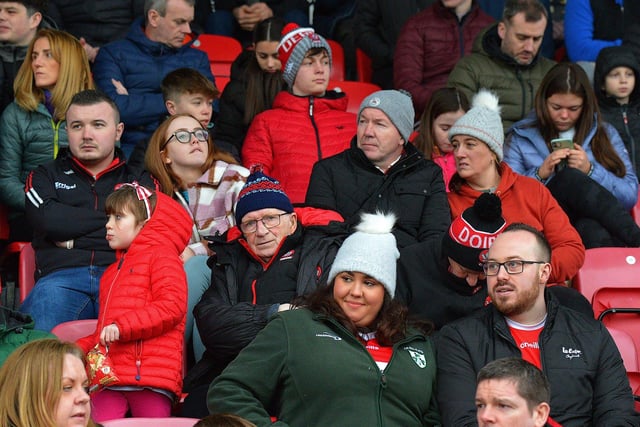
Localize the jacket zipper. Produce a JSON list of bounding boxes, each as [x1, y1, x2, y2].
[[309, 97, 322, 160]]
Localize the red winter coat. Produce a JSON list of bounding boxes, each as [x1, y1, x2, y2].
[[77, 191, 192, 397], [241, 90, 356, 204], [447, 163, 585, 284], [394, 1, 493, 118]]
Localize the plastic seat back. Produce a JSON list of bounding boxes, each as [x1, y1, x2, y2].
[[573, 248, 640, 310], [607, 326, 640, 372], [101, 417, 200, 426], [51, 319, 98, 342], [191, 34, 242, 83], [356, 48, 372, 83], [328, 80, 381, 114], [628, 371, 640, 413], [327, 39, 345, 81], [573, 247, 640, 358], [18, 243, 35, 303]]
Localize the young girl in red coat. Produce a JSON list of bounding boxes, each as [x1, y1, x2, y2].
[[77, 183, 192, 421], [414, 87, 470, 192]]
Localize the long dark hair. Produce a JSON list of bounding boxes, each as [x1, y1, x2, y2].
[[533, 62, 626, 177], [244, 17, 285, 125], [295, 283, 433, 346], [415, 87, 470, 158]]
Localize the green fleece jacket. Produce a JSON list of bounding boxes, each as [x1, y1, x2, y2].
[[208, 308, 440, 427], [447, 24, 555, 133]]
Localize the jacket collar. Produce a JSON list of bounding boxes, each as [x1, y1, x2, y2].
[[126, 17, 194, 56], [348, 136, 424, 174], [480, 23, 543, 70]]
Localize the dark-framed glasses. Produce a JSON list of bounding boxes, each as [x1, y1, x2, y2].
[[240, 213, 290, 234], [482, 260, 547, 276], [163, 129, 208, 148]]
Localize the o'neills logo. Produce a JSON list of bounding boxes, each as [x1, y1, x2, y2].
[[279, 28, 315, 54], [449, 217, 506, 249]]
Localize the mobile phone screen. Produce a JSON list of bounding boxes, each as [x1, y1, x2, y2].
[[551, 138, 573, 151]]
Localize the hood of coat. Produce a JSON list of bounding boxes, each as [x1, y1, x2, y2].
[[122, 190, 192, 257], [594, 46, 640, 106], [0, 306, 35, 333]]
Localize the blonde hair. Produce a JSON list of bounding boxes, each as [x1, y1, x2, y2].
[[145, 114, 237, 195], [0, 339, 97, 427], [14, 29, 94, 121]]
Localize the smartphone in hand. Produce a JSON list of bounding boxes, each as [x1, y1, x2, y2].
[[551, 138, 573, 171], [551, 138, 573, 151]]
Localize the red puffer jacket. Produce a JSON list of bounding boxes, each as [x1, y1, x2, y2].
[[394, 1, 493, 118], [77, 191, 192, 397], [242, 90, 356, 204]]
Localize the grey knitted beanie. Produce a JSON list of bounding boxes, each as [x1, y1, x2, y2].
[[277, 23, 332, 87], [358, 90, 415, 143], [328, 212, 399, 297], [448, 89, 504, 161]]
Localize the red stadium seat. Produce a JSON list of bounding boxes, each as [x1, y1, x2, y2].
[[573, 247, 640, 358], [17, 242, 35, 303], [607, 327, 640, 372], [628, 372, 640, 412], [51, 319, 98, 342], [101, 417, 200, 426], [356, 48, 372, 83], [327, 39, 345, 81], [191, 34, 242, 84], [328, 80, 381, 114]]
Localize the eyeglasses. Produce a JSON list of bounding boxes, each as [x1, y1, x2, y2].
[[163, 129, 209, 148], [240, 213, 290, 234], [482, 260, 547, 276]]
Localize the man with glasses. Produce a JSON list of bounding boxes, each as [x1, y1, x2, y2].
[[436, 222, 639, 426], [181, 166, 346, 417], [22, 89, 153, 331]]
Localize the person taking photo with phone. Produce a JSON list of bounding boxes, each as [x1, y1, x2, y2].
[[505, 62, 640, 248]]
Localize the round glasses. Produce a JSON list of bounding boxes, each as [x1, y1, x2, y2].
[[240, 213, 290, 234], [163, 129, 209, 148], [482, 260, 546, 276]]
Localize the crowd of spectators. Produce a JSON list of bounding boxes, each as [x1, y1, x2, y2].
[[0, 0, 639, 426]]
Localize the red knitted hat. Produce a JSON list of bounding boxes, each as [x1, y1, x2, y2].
[[277, 23, 332, 86]]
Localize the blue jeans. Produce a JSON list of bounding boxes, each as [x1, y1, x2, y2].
[[21, 266, 106, 332], [184, 255, 210, 362]]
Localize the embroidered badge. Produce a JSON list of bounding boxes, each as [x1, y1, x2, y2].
[[405, 347, 426, 368]]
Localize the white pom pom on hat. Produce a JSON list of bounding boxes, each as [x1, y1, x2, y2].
[[448, 88, 504, 161], [328, 211, 400, 297]]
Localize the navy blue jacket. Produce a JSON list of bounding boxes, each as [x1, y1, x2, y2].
[[93, 18, 214, 147]]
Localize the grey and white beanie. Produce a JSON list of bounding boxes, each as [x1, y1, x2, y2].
[[277, 23, 332, 87], [328, 212, 399, 297], [448, 89, 504, 161], [358, 90, 415, 143]]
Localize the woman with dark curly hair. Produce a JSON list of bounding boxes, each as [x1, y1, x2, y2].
[[207, 211, 440, 426]]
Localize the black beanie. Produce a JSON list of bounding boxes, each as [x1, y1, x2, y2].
[[442, 193, 506, 271]]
